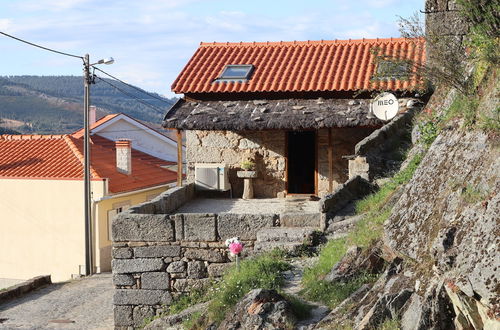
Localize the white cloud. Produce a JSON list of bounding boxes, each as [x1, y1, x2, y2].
[[0, 18, 13, 31]]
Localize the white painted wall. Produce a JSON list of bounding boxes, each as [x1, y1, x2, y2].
[[95, 119, 183, 163], [0, 179, 103, 282]]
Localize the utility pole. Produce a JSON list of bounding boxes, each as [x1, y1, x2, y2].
[[83, 54, 92, 276]]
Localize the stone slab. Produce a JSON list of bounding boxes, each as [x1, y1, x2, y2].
[[112, 213, 174, 242], [180, 213, 217, 241], [112, 258, 164, 274], [114, 289, 172, 305], [133, 246, 181, 258], [141, 272, 170, 290], [218, 213, 276, 240], [113, 274, 136, 286], [184, 248, 225, 263], [112, 248, 133, 259], [280, 213, 321, 228], [167, 261, 186, 273], [207, 263, 233, 277], [114, 305, 133, 326]]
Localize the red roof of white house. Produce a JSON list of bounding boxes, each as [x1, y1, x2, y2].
[[0, 133, 177, 194], [172, 37, 425, 94]]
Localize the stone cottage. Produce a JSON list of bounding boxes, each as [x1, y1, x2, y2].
[[163, 38, 425, 198]]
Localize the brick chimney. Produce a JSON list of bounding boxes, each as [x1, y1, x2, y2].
[[116, 139, 132, 175], [89, 105, 97, 125]]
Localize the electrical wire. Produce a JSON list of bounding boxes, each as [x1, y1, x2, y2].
[[0, 31, 83, 59], [95, 76, 166, 115], [93, 67, 172, 106]]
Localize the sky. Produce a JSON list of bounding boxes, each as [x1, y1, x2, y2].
[[0, 0, 424, 97]]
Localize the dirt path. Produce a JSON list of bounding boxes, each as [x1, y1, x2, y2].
[[0, 273, 113, 330], [282, 259, 330, 330]]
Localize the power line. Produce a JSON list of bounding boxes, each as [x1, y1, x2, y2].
[[95, 76, 166, 114], [0, 31, 83, 59], [93, 67, 172, 106]]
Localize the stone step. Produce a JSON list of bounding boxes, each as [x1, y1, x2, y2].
[[256, 227, 317, 243], [253, 241, 306, 253], [280, 213, 321, 228]]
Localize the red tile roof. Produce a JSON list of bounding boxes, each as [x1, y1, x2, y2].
[[72, 114, 119, 139], [0, 134, 178, 194], [172, 38, 425, 94]]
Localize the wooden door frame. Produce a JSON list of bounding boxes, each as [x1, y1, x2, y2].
[[284, 130, 318, 196]]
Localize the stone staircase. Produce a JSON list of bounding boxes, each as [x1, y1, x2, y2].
[[254, 226, 318, 253]]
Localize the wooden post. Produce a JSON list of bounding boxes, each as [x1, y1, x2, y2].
[[176, 129, 182, 187], [328, 128, 333, 193]]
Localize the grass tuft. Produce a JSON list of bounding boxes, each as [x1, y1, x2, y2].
[[207, 250, 291, 323], [377, 317, 401, 330]]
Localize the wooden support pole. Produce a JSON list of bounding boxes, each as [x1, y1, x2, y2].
[[176, 129, 182, 187], [328, 128, 333, 193]]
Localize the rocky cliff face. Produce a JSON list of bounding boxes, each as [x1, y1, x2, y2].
[[385, 130, 499, 329], [317, 73, 499, 329]]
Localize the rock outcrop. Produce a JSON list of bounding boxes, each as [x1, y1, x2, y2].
[[218, 289, 297, 329]]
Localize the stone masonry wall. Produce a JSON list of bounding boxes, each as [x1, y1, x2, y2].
[[111, 184, 280, 328], [186, 130, 286, 198], [187, 128, 375, 198]]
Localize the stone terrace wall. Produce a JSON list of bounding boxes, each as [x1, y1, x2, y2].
[[111, 184, 280, 328]]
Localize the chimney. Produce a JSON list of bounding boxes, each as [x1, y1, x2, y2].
[[116, 139, 132, 175], [89, 106, 97, 125]]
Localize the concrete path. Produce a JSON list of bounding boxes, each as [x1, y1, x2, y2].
[[0, 273, 113, 330]]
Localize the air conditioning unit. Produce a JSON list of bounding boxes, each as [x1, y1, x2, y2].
[[195, 163, 231, 191]]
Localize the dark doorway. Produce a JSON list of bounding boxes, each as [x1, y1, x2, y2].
[[287, 131, 316, 194]]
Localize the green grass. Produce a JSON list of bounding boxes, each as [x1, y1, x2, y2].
[[181, 311, 204, 330], [206, 250, 291, 323], [378, 317, 401, 330], [281, 293, 314, 320], [301, 273, 377, 308], [168, 287, 213, 315], [301, 152, 424, 309], [357, 153, 423, 214], [462, 184, 487, 204]]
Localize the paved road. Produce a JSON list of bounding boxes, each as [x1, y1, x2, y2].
[[0, 273, 113, 330]]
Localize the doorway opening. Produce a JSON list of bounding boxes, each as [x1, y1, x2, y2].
[[287, 131, 316, 195]]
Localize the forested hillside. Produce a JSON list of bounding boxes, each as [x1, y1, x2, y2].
[[0, 76, 175, 134]]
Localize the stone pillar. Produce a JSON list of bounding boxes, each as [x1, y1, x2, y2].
[[242, 178, 254, 199]]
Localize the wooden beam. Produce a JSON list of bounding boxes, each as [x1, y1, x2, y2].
[[176, 129, 182, 187], [328, 128, 333, 193]]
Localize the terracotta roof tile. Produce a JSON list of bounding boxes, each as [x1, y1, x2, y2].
[[0, 133, 178, 194], [172, 38, 425, 94]]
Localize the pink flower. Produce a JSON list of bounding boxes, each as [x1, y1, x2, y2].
[[229, 242, 243, 256]]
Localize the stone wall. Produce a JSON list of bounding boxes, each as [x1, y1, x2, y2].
[[186, 128, 375, 198], [111, 185, 281, 328], [186, 130, 286, 198], [317, 127, 377, 195]]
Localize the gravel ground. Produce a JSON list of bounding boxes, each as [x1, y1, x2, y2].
[[0, 273, 113, 330]]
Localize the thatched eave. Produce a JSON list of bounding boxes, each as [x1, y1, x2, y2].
[[162, 97, 413, 131]]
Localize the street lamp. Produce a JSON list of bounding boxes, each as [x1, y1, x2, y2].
[[83, 54, 114, 276]]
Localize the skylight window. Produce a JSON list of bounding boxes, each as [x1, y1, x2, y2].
[[216, 64, 254, 82], [375, 60, 410, 80]]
